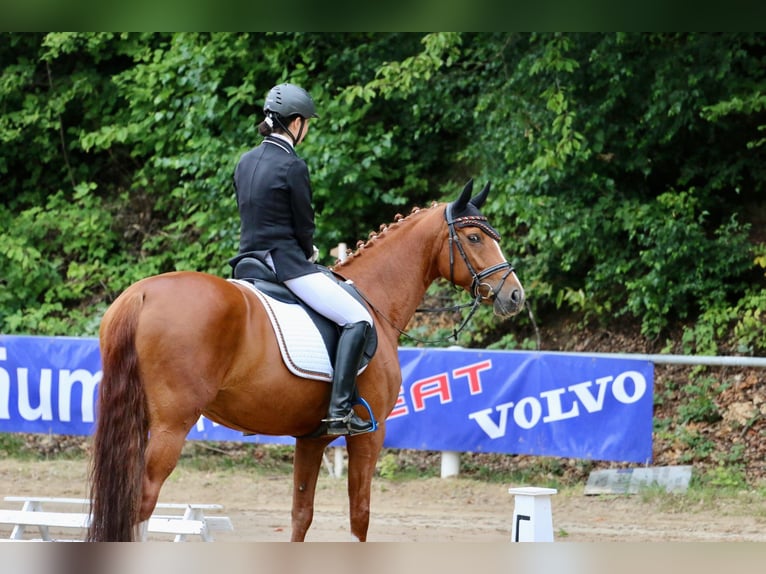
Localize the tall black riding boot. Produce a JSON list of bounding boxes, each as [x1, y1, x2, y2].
[[323, 321, 375, 436]]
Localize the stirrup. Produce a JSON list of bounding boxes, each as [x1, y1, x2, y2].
[[322, 397, 378, 436], [322, 413, 353, 425], [324, 418, 374, 436], [354, 396, 378, 432]]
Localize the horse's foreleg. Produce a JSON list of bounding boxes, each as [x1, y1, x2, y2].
[[290, 437, 329, 541], [139, 426, 189, 523], [345, 429, 385, 542]]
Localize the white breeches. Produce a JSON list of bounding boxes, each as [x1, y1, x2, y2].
[[283, 272, 373, 327]]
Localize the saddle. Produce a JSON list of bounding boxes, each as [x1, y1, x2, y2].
[[230, 256, 377, 382]]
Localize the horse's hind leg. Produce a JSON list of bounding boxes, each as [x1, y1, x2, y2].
[[290, 437, 331, 541], [138, 424, 190, 523]]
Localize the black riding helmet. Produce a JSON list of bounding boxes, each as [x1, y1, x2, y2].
[[263, 83, 319, 120], [263, 83, 318, 146]]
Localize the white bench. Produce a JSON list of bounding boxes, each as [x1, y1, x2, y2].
[[0, 496, 234, 542]]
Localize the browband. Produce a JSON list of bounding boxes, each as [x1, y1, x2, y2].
[[451, 215, 501, 242]]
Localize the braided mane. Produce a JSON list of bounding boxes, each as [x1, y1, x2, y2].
[[334, 201, 440, 267]]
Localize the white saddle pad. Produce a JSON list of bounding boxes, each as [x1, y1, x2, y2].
[[231, 279, 353, 382]]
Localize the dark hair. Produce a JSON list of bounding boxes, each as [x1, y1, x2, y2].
[[257, 119, 272, 137], [258, 112, 300, 137]]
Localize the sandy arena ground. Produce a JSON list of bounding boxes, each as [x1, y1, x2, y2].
[[1, 458, 765, 543]]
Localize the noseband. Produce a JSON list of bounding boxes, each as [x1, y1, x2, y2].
[[445, 204, 515, 301]]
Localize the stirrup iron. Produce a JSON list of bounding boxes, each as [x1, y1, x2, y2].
[[354, 396, 378, 432], [322, 397, 378, 435]]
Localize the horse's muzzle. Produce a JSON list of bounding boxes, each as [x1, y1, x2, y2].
[[492, 284, 525, 317], [475, 267, 524, 318]]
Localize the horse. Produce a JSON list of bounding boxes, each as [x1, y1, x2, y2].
[[86, 179, 525, 542]]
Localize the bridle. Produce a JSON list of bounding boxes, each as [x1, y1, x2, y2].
[[355, 203, 516, 345], [444, 203, 515, 302]]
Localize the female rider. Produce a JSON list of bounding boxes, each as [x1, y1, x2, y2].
[[231, 82, 374, 436]]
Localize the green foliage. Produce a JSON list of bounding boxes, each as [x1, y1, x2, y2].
[[0, 182, 117, 334], [680, 284, 766, 357], [0, 434, 28, 458], [701, 83, 766, 150], [674, 427, 717, 463], [1, 32, 765, 351], [697, 461, 748, 491], [676, 375, 724, 425], [466, 32, 765, 343], [377, 453, 399, 479], [618, 189, 751, 338], [731, 284, 766, 355]]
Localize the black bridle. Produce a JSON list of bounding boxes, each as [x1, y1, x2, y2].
[[444, 203, 515, 303], [355, 204, 516, 345]]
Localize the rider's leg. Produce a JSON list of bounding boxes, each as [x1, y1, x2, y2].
[[323, 320, 374, 435], [283, 272, 375, 436], [283, 271, 372, 326]]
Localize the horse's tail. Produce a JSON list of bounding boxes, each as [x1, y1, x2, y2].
[[87, 290, 148, 542]]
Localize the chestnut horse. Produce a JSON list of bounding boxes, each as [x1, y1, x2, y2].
[[86, 179, 524, 541]]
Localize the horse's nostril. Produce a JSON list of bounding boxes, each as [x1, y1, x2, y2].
[[511, 289, 522, 304]]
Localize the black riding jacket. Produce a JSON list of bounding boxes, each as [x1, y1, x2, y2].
[[232, 135, 317, 281]]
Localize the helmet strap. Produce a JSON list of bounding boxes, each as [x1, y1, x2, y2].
[[294, 118, 306, 146], [270, 113, 294, 145], [269, 113, 305, 147], [283, 116, 305, 147]]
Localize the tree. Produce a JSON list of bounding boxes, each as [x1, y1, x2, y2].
[[2, 33, 765, 354]]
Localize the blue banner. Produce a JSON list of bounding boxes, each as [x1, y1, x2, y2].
[[388, 348, 653, 462], [0, 335, 653, 462]]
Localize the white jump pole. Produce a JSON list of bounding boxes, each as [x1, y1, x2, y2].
[[508, 487, 557, 542]]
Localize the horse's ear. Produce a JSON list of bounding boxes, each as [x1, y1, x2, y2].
[[470, 181, 491, 209], [453, 178, 474, 211]]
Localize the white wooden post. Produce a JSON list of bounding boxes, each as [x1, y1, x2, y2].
[[440, 451, 460, 478], [333, 446, 344, 478], [439, 346, 465, 478], [508, 487, 557, 542]]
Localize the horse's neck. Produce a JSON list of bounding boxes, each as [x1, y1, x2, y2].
[[337, 206, 444, 334]]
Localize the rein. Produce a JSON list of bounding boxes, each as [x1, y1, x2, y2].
[[351, 204, 515, 346], [355, 288, 482, 346]]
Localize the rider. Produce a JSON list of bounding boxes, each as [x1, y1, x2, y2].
[[231, 82, 375, 437]]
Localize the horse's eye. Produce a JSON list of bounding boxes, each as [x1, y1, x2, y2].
[[467, 233, 481, 244]]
